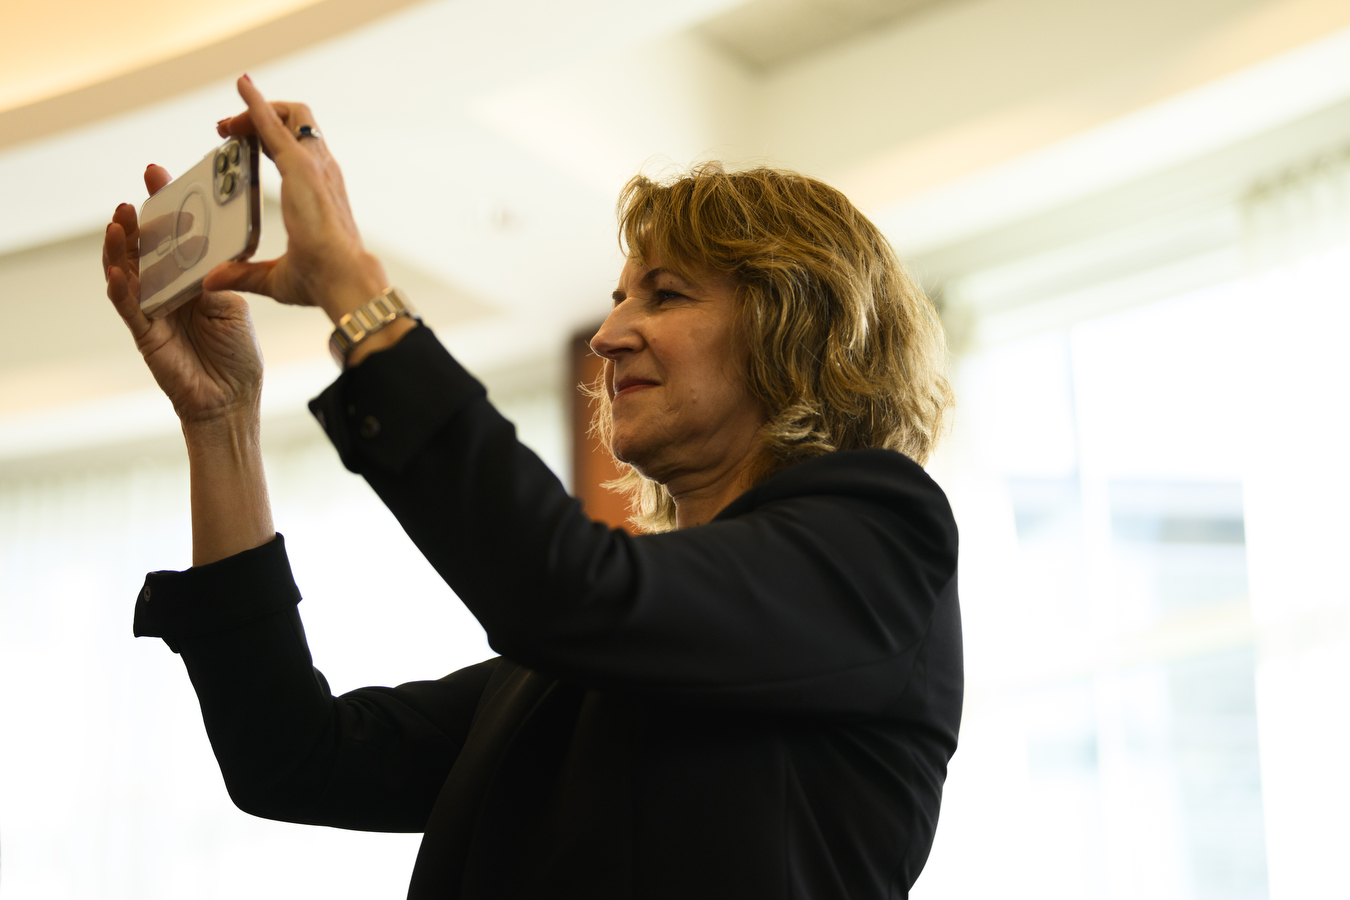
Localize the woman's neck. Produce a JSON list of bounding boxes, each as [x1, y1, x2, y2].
[[669, 450, 763, 529]]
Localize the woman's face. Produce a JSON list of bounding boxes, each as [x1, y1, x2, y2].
[[591, 254, 766, 487]]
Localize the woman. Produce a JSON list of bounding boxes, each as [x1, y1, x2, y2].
[[102, 76, 962, 899]]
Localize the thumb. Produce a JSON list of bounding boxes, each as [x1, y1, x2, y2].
[[205, 258, 277, 297], [194, 287, 252, 317]]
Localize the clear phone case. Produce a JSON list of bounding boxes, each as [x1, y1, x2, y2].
[[137, 135, 262, 318]]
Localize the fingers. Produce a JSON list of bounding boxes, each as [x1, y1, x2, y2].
[[103, 167, 174, 344], [103, 211, 139, 287], [203, 258, 278, 298], [216, 97, 301, 140], [235, 77, 302, 170], [112, 200, 138, 232], [193, 287, 252, 321], [228, 77, 330, 169], [102, 219, 121, 280], [105, 256, 152, 341], [111, 202, 139, 260], [136, 166, 190, 254], [144, 164, 172, 196], [106, 194, 147, 274]]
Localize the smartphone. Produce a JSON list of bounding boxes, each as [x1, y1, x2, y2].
[[138, 135, 262, 318]]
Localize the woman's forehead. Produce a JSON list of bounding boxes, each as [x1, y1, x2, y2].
[[616, 256, 694, 291], [616, 250, 737, 293]]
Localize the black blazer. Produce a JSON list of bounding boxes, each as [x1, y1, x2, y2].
[[133, 326, 963, 899]]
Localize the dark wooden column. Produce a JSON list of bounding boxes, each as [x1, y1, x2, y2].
[[570, 330, 633, 532]]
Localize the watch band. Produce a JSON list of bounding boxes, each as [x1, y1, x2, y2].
[[328, 286, 417, 365]]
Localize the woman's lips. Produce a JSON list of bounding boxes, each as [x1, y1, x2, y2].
[[613, 379, 659, 399]]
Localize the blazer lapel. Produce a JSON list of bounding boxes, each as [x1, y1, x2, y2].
[[406, 661, 557, 899]]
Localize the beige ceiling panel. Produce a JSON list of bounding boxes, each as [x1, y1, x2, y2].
[[756, 0, 1350, 207], [1, 0, 317, 112], [699, 0, 961, 70], [0, 0, 429, 151], [471, 31, 763, 196]]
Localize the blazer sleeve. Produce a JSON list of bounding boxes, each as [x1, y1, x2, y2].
[[133, 535, 499, 831], [311, 327, 960, 717]]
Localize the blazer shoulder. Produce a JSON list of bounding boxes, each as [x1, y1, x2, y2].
[[719, 449, 954, 537]]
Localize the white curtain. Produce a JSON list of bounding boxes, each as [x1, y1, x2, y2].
[[0, 389, 562, 899], [1239, 147, 1350, 900], [919, 286, 1260, 900], [915, 144, 1350, 900]]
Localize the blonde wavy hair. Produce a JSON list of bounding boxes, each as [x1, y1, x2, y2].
[[590, 163, 953, 532]]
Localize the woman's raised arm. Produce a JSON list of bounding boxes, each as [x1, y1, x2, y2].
[[102, 165, 274, 566], [102, 76, 417, 565]]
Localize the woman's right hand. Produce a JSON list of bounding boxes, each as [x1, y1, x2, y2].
[[203, 76, 389, 325], [103, 164, 264, 427]]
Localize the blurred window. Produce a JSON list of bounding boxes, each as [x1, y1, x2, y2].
[[921, 280, 1269, 900]]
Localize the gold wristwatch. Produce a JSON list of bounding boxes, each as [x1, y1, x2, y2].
[[328, 287, 418, 365]]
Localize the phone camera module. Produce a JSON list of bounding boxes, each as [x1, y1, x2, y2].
[[213, 139, 248, 204]]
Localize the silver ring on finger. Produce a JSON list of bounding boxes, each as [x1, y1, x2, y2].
[[296, 124, 323, 141]]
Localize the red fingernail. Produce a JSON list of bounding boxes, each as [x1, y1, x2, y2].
[[243, 73, 252, 83]]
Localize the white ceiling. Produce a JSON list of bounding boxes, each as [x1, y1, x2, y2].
[[3, 0, 1350, 456], [698, 0, 960, 69]]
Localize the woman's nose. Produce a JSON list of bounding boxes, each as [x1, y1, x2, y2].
[[590, 303, 641, 359]]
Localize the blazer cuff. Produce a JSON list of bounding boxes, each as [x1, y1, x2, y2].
[[133, 534, 302, 653], [307, 325, 487, 474]]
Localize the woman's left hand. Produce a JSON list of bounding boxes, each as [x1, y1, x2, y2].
[[103, 167, 264, 427], [204, 76, 389, 323]]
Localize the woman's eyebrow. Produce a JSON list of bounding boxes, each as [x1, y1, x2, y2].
[[644, 267, 696, 289], [612, 267, 696, 303]]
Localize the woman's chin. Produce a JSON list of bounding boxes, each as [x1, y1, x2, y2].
[[610, 437, 667, 483]]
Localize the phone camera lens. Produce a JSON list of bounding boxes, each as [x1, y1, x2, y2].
[[227, 143, 241, 165], [215, 153, 229, 174], [220, 172, 236, 196]]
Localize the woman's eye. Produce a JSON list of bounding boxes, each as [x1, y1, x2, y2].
[[655, 290, 681, 303]]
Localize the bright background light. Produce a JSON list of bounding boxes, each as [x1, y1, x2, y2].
[[2, 1, 1349, 897]]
